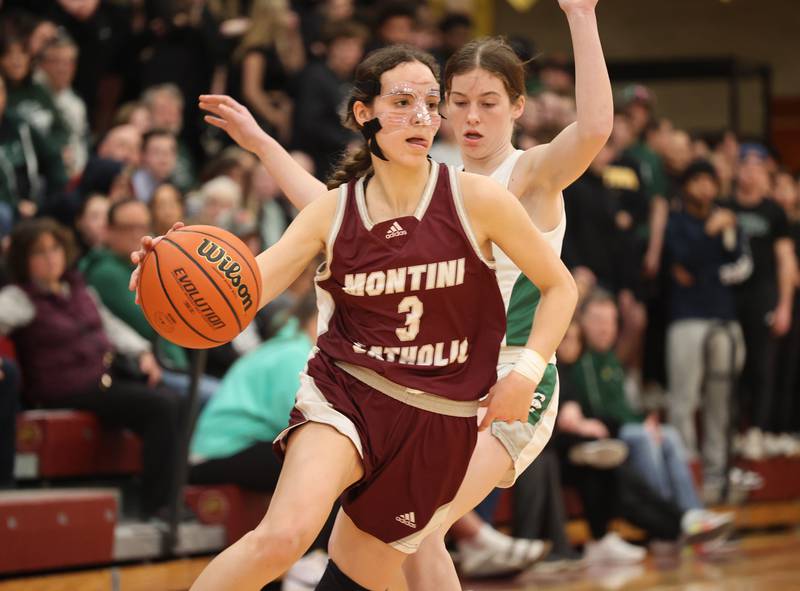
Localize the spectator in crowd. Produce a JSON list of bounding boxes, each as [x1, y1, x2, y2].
[[74, 193, 109, 256], [563, 140, 641, 301], [0, 218, 181, 520], [142, 84, 196, 192], [434, 12, 472, 70], [293, 20, 366, 179], [132, 129, 178, 203], [113, 101, 152, 135], [96, 124, 142, 167], [536, 53, 574, 96], [0, 25, 70, 151], [37, 32, 88, 177], [772, 171, 800, 436], [249, 164, 293, 250], [79, 198, 221, 402], [46, 0, 135, 132], [149, 182, 185, 238], [28, 17, 59, 57], [228, 0, 306, 145], [0, 73, 67, 229], [570, 291, 734, 547], [300, 0, 356, 58], [619, 84, 655, 139], [732, 145, 798, 454], [136, 0, 224, 162], [188, 175, 243, 230], [367, 1, 416, 52], [664, 159, 749, 501], [0, 356, 20, 490]]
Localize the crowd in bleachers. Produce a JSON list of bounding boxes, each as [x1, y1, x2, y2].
[[2, 0, 800, 582]]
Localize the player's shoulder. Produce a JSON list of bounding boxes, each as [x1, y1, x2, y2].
[[456, 169, 515, 210]]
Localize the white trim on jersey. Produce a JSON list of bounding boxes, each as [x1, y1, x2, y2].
[[447, 165, 496, 270], [354, 160, 439, 230]]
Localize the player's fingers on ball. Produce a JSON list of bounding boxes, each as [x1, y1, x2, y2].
[[478, 412, 494, 431]]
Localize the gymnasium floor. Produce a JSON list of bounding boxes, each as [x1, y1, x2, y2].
[[1, 532, 799, 591]]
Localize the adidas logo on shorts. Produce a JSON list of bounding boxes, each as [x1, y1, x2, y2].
[[385, 221, 407, 239], [395, 512, 417, 528]]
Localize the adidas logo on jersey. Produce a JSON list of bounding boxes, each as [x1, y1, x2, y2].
[[385, 221, 407, 239], [395, 512, 417, 528]]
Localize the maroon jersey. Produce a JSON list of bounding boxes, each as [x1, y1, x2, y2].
[[313, 162, 506, 402]]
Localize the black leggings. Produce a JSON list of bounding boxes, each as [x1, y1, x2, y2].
[[0, 358, 20, 488], [557, 432, 682, 541], [53, 379, 182, 517]]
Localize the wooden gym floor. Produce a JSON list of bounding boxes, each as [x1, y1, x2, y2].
[[1, 531, 799, 591]]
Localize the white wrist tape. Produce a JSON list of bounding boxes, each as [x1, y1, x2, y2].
[[512, 349, 547, 386]]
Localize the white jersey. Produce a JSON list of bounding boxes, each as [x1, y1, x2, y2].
[[488, 149, 566, 351]]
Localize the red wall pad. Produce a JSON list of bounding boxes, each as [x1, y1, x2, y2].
[[0, 489, 117, 574], [16, 410, 142, 478]]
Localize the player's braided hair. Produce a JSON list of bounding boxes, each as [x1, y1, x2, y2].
[[326, 44, 441, 189]]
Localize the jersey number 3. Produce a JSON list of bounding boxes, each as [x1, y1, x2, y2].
[[396, 296, 423, 342]]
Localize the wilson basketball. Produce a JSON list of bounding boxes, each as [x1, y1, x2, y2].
[[139, 225, 262, 349]]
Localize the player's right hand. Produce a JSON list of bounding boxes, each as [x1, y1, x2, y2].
[[199, 95, 268, 155], [129, 222, 184, 304], [478, 371, 535, 431]]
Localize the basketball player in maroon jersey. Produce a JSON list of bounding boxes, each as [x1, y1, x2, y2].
[[199, 0, 610, 582], [131, 46, 576, 590]]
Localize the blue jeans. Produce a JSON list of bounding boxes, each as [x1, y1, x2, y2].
[[161, 370, 220, 406], [619, 422, 702, 512], [0, 202, 14, 239]]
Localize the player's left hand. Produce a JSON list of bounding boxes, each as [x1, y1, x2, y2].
[[129, 221, 184, 304], [478, 371, 536, 431], [558, 0, 599, 14]]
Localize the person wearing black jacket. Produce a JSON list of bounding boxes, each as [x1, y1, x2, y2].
[[664, 159, 750, 502], [293, 20, 366, 180]]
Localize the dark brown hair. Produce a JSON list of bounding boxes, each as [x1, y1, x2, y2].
[[444, 37, 525, 103], [7, 218, 78, 285], [326, 44, 440, 190]]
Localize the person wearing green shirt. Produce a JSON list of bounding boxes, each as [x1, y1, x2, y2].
[[189, 296, 315, 486], [80, 198, 220, 401], [572, 289, 733, 536]]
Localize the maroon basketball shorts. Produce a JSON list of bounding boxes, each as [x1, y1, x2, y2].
[[274, 351, 478, 553]]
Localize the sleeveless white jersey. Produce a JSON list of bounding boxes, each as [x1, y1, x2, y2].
[[488, 149, 566, 349]]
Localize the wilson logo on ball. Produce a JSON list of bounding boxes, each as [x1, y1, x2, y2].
[[197, 239, 254, 312]]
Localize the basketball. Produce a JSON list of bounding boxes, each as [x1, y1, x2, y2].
[[138, 225, 262, 349]]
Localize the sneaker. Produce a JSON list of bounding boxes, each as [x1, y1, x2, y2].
[[457, 524, 551, 578], [282, 550, 329, 591], [729, 467, 764, 491], [681, 509, 735, 545], [568, 440, 629, 469], [583, 532, 646, 566], [525, 551, 586, 574]]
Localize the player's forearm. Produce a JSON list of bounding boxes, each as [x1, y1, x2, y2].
[[566, 7, 613, 141], [524, 277, 578, 362], [253, 133, 328, 210]]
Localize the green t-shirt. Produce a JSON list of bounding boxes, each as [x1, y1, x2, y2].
[[79, 247, 189, 370], [626, 141, 668, 201], [569, 349, 643, 425], [190, 319, 311, 460]]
